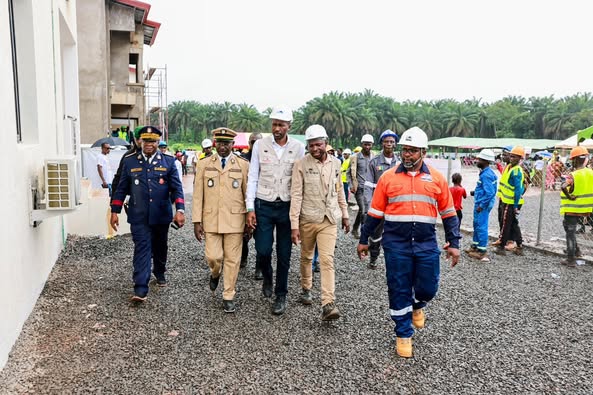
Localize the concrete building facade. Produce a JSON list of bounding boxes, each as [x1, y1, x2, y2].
[[77, 0, 160, 144], [0, 0, 80, 369]]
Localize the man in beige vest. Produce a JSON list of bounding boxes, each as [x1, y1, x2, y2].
[[193, 128, 249, 313], [290, 125, 350, 321], [246, 108, 305, 315]]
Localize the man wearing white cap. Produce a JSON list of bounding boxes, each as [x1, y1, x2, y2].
[[246, 107, 305, 315], [199, 138, 213, 160], [348, 134, 375, 239], [467, 149, 499, 261]]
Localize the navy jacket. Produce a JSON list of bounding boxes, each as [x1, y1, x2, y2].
[[111, 152, 185, 225]]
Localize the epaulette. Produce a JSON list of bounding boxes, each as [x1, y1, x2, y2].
[[124, 151, 137, 158], [235, 155, 248, 162], [162, 152, 175, 158]]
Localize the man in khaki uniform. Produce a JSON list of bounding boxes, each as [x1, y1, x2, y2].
[[290, 125, 350, 321], [192, 128, 249, 313]]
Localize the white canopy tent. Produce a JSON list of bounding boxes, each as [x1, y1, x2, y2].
[[555, 134, 593, 149]]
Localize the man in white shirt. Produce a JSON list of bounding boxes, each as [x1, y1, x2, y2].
[[246, 108, 305, 315], [97, 143, 113, 196]]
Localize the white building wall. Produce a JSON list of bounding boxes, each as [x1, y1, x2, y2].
[[0, 0, 79, 369]]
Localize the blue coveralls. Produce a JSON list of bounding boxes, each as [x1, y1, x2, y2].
[[472, 166, 498, 252], [361, 163, 461, 338], [111, 152, 184, 296]]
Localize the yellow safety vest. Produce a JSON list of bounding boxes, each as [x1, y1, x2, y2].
[[341, 158, 350, 183], [498, 165, 524, 205], [560, 167, 593, 214]]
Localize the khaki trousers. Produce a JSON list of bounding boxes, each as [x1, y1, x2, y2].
[[299, 218, 337, 306], [205, 232, 243, 300]]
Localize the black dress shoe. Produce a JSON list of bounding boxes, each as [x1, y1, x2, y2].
[[209, 275, 220, 291], [155, 274, 168, 287], [223, 299, 236, 313], [262, 279, 273, 298], [271, 295, 287, 315], [254, 268, 263, 280]]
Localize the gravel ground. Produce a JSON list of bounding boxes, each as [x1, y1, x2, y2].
[[1, 195, 593, 394]]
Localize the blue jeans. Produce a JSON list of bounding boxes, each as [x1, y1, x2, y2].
[[384, 246, 440, 338], [254, 198, 292, 296]]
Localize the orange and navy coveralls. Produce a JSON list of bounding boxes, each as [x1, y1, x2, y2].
[[360, 162, 460, 338]]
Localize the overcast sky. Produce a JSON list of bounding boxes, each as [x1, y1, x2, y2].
[[144, 0, 591, 111]]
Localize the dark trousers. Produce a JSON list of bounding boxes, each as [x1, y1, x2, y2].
[[130, 222, 169, 295], [563, 215, 580, 259], [456, 209, 463, 232], [499, 202, 522, 247], [353, 189, 367, 232], [254, 198, 292, 296], [369, 218, 385, 259]]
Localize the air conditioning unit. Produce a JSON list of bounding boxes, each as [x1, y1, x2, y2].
[[45, 157, 77, 210]]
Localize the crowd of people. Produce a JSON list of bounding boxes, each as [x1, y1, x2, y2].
[[103, 109, 592, 359]]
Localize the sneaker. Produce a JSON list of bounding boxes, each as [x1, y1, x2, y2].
[[467, 250, 487, 260], [368, 257, 378, 270], [321, 302, 340, 321], [312, 261, 320, 273], [209, 275, 220, 292], [412, 308, 425, 329], [561, 259, 577, 268], [222, 299, 236, 313], [155, 274, 167, 287], [299, 289, 313, 305], [513, 246, 524, 256], [351, 230, 360, 239], [271, 295, 287, 315], [396, 337, 413, 358]]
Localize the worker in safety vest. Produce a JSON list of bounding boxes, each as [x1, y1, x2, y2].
[[494, 146, 525, 256], [356, 126, 460, 358], [559, 146, 593, 267]]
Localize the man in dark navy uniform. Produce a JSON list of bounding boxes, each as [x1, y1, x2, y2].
[[110, 126, 185, 302]]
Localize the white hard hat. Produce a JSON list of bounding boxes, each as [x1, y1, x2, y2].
[[361, 134, 374, 144], [477, 148, 495, 162], [399, 127, 428, 149], [269, 107, 293, 122], [202, 138, 213, 148], [305, 124, 328, 141], [343, 148, 352, 155]]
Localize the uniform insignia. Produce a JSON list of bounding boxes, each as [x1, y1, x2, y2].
[[232, 179, 239, 189], [153, 161, 157, 165], [134, 179, 139, 185], [137, 154, 142, 160], [155, 167, 167, 171], [131, 168, 143, 173], [157, 155, 161, 160], [207, 179, 214, 188], [159, 178, 165, 185], [229, 169, 241, 173]]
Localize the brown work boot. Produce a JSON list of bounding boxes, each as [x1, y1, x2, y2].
[[468, 250, 487, 260], [464, 246, 477, 254], [491, 239, 502, 246], [493, 247, 507, 256], [412, 309, 425, 329], [396, 337, 413, 358], [561, 259, 577, 268], [514, 246, 524, 256]]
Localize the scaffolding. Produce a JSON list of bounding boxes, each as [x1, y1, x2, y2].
[[144, 64, 169, 141]]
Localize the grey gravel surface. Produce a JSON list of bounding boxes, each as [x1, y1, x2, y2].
[[1, 197, 593, 394]]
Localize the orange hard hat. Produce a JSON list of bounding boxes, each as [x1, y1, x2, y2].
[[570, 146, 589, 159], [510, 146, 525, 158]]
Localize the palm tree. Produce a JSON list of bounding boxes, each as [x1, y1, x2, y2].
[[229, 104, 265, 133], [443, 104, 479, 137], [544, 102, 574, 139]]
